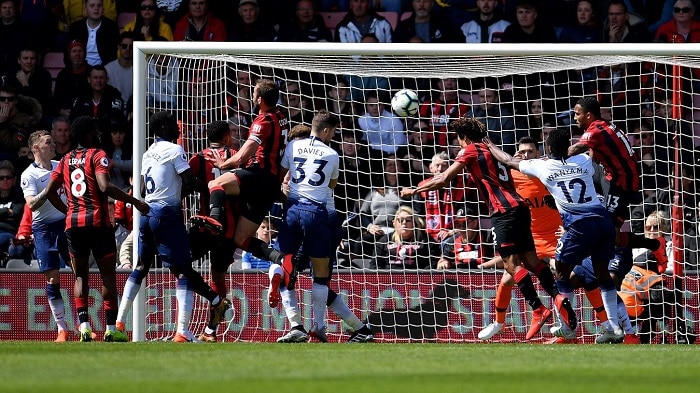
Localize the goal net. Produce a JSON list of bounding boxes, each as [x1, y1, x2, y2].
[[131, 42, 699, 344]]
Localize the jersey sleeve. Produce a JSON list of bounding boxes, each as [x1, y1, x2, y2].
[[172, 145, 190, 174], [281, 143, 293, 170], [94, 150, 110, 175], [579, 128, 600, 148], [20, 171, 37, 198], [329, 153, 340, 180], [248, 116, 269, 146], [50, 157, 65, 183], [518, 159, 544, 180]]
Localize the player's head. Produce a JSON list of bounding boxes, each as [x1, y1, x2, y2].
[[574, 96, 601, 128], [311, 109, 340, 143], [545, 128, 570, 158], [70, 116, 100, 148], [27, 130, 55, 159], [253, 79, 279, 110], [288, 124, 311, 140], [517, 136, 540, 159], [207, 120, 230, 144], [450, 117, 487, 144], [149, 111, 179, 141]]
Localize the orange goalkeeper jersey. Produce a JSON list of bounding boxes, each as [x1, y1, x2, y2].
[[511, 169, 561, 259]]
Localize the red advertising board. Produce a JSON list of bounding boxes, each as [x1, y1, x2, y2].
[[1, 271, 697, 343]]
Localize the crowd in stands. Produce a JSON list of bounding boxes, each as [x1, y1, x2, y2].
[[1, 0, 700, 273]]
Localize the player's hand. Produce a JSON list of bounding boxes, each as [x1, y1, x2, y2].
[[400, 187, 415, 198], [134, 200, 150, 215], [205, 148, 226, 169]]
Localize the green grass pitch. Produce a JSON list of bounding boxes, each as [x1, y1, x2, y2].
[[1, 342, 699, 393]]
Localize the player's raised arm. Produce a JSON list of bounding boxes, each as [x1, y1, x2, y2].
[[484, 138, 521, 170], [410, 160, 464, 196], [567, 141, 589, 157], [96, 171, 149, 214], [43, 176, 67, 215], [214, 138, 258, 170]]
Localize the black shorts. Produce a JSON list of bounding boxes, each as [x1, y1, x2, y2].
[[491, 205, 536, 258], [65, 226, 117, 260], [605, 184, 642, 227], [232, 166, 281, 224], [189, 229, 236, 274]]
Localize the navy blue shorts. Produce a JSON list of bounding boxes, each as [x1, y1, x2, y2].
[[278, 200, 330, 259], [574, 247, 633, 285], [32, 219, 69, 272], [556, 217, 615, 267], [139, 205, 192, 268]]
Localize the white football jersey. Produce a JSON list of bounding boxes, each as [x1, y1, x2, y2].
[[141, 139, 189, 207], [281, 136, 339, 205], [20, 161, 66, 224], [519, 154, 607, 228]]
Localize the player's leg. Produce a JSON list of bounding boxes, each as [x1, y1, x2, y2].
[[116, 215, 157, 334], [35, 221, 69, 342], [478, 267, 512, 340], [65, 228, 94, 342], [193, 171, 240, 232], [92, 227, 127, 342]]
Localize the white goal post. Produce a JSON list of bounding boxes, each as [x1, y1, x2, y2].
[[130, 42, 700, 343]]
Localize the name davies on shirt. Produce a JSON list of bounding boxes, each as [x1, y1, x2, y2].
[[297, 147, 326, 157]]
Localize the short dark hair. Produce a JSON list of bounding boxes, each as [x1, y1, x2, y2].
[[70, 116, 99, 147], [518, 136, 538, 146], [450, 117, 487, 143], [608, 0, 628, 12], [546, 128, 571, 157], [207, 120, 230, 143], [312, 109, 340, 132], [576, 96, 601, 118], [256, 79, 279, 107], [149, 111, 179, 140]]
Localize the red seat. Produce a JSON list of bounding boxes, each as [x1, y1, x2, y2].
[[43, 52, 64, 94], [117, 12, 136, 32]]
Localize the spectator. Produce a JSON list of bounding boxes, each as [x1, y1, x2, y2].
[[17, 0, 57, 52], [53, 39, 90, 118], [228, 0, 276, 42], [334, 129, 374, 216], [6, 204, 34, 264], [626, 0, 675, 35], [13, 47, 53, 122], [123, 0, 174, 41], [604, 0, 652, 43], [114, 176, 134, 269], [69, 65, 126, 131], [466, 86, 522, 154], [335, 0, 393, 43], [0, 0, 31, 76], [103, 114, 132, 191], [173, 0, 227, 41], [241, 217, 278, 269], [630, 120, 669, 192], [62, 0, 117, 26], [394, 0, 464, 43], [374, 206, 433, 269], [461, 0, 511, 43], [105, 32, 134, 105], [50, 116, 72, 160], [437, 207, 494, 269], [282, 80, 314, 131], [155, 0, 189, 30], [558, 0, 604, 43], [0, 84, 42, 163], [358, 92, 407, 156], [418, 77, 470, 147], [0, 160, 24, 259], [324, 75, 357, 133], [275, 0, 333, 42], [501, 0, 558, 43], [146, 54, 180, 110], [68, 0, 120, 66]]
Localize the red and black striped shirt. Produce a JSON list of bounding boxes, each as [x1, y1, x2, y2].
[[246, 108, 288, 177], [580, 119, 640, 192], [190, 146, 238, 239], [455, 142, 524, 215], [51, 148, 111, 230]]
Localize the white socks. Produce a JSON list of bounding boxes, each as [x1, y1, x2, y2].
[[116, 279, 141, 324], [311, 283, 328, 330]]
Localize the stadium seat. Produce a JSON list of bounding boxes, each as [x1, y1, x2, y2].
[[377, 12, 398, 30], [400, 11, 412, 21], [5, 259, 35, 269], [117, 12, 135, 32], [319, 11, 345, 38], [43, 52, 64, 94]]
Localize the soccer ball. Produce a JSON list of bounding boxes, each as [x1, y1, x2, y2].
[[391, 89, 420, 117]]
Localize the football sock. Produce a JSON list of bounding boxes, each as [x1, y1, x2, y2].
[[584, 287, 608, 323], [46, 283, 67, 332], [176, 278, 194, 334], [514, 268, 542, 310], [117, 276, 142, 323], [280, 287, 302, 328], [617, 296, 634, 334], [208, 186, 226, 223], [104, 300, 117, 326], [327, 290, 364, 331], [311, 281, 329, 330], [245, 237, 284, 264], [532, 261, 557, 298], [210, 278, 227, 299], [600, 282, 620, 332], [495, 281, 513, 324]]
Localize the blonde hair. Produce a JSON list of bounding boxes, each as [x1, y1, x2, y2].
[[392, 206, 425, 243], [645, 210, 670, 234]]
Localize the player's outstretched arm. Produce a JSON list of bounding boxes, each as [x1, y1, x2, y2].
[[96, 173, 149, 215], [213, 139, 258, 170], [179, 168, 208, 197], [411, 161, 464, 196], [39, 177, 67, 214], [484, 138, 521, 170], [567, 142, 588, 157]]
